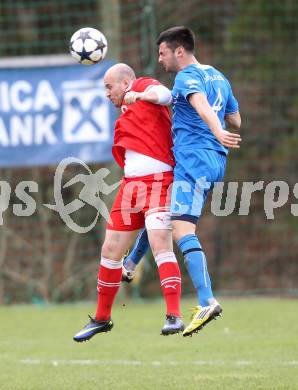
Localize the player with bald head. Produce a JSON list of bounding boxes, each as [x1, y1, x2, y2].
[[73, 64, 184, 342], [103, 63, 136, 107], [105, 62, 136, 80]]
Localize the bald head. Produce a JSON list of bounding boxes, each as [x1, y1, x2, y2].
[[104, 63, 136, 107], [104, 63, 136, 82]]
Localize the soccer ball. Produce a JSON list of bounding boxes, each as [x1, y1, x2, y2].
[[69, 27, 108, 65]]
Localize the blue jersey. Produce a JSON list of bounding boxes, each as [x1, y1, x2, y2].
[[171, 63, 239, 155]]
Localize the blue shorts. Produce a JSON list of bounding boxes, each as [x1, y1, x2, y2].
[[170, 148, 227, 223]]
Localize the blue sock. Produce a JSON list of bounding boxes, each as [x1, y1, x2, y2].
[[123, 228, 150, 270], [177, 234, 214, 307]]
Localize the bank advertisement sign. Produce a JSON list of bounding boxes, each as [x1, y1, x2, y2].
[[0, 60, 116, 167]]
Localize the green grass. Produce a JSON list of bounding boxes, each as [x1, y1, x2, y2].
[[1, 298, 298, 390]]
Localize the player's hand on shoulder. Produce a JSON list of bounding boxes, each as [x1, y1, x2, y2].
[[218, 130, 242, 148]]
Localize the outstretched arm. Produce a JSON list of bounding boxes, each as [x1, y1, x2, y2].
[[188, 92, 241, 149]]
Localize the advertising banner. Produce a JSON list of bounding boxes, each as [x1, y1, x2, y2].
[[0, 60, 116, 167]]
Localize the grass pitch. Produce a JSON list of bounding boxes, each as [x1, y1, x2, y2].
[[0, 298, 298, 390]]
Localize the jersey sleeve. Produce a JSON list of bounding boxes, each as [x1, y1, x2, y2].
[[225, 82, 239, 114], [133, 77, 161, 93], [175, 70, 206, 99]]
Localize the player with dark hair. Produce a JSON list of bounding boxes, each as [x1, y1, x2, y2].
[[73, 63, 184, 342], [123, 26, 241, 337]]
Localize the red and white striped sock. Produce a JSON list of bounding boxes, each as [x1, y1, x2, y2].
[[155, 252, 181, 317], [95, 257, 122, 321]]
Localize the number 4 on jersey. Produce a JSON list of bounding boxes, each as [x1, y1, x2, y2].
[[212, 88, 223, 115]]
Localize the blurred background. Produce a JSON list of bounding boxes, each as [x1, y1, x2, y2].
[[0, 0, 297, 303]]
